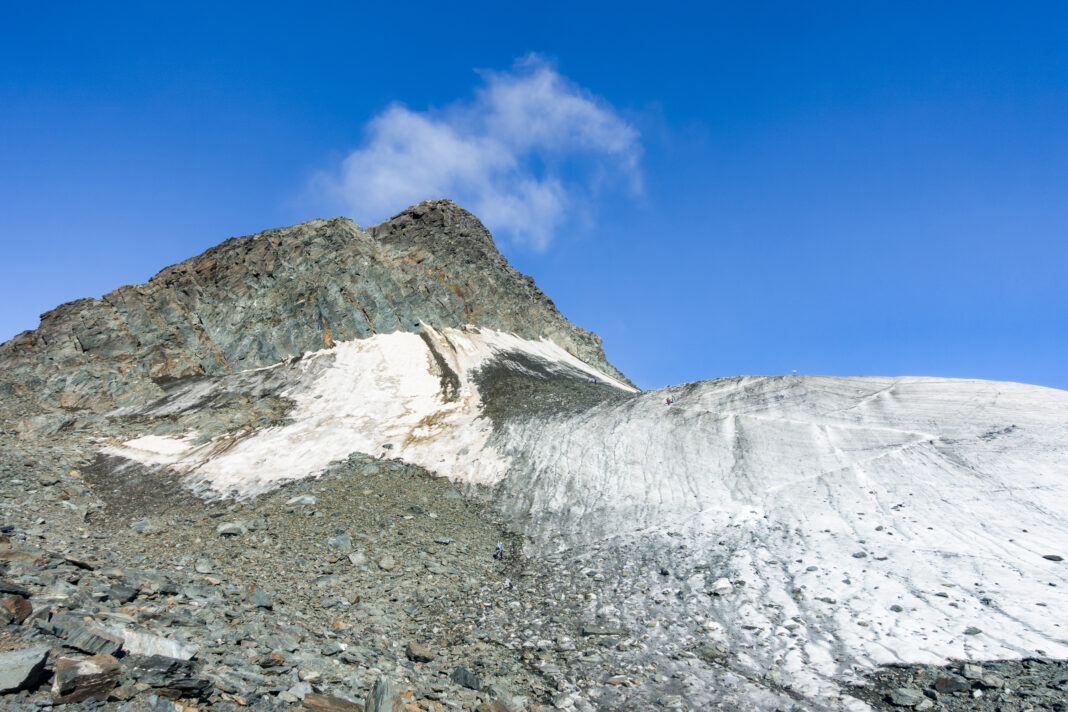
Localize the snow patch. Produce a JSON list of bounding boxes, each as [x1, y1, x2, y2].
[[103, 326, 634, 498]]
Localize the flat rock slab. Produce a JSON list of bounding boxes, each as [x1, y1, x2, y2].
[[0, 594, 32, 624], [405, 641, 434, 662], [51, 613, 124, 655], [0, 578, 32, 596], [0, 645, 50, 693], [121, 628, 198, 660], [581, 624, 626, 636], [127, 654, 213, 700], [451, 666, 483, 691], [52, 653, 121, 704], [304, 692, 366, 711]]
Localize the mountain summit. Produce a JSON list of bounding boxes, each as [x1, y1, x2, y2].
[[0, 199, 627, 409]]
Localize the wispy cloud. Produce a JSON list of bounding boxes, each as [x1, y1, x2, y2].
[[315, 55, 641, 250]]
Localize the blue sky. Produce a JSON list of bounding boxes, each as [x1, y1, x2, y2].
[[2, 2, 1066, 390]]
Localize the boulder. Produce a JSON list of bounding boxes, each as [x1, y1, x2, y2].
[[405, 641, 434, 662], [50, 613, 124, 655], [0, 594, 32, 624], [0, 578, 31, 596], [0, 645, 50, 693], [52, 654, 121, 704], [887, 687, 924, 707], [121, 628, 199, 660], [365, 675, 404, 712], [451, 665, 483, 691], [216, 521, 248, 536], [128, 654, 213, 700]]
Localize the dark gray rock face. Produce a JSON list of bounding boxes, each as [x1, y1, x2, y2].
[[0, 199, 628, 410], [0, 646, 50, 694], [364, 675, 403, 712]]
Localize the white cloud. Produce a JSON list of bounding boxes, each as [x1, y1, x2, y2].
[[316, 55, 641, 250]]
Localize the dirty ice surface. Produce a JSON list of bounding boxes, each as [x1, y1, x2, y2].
[[489, 375, 1068, 702]]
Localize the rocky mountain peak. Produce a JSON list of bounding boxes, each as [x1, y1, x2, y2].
[[0, 200, 629, 409]]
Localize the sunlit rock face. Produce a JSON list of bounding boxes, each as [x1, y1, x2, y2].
[[0, 199, 627, 409], [3, 201, 1066, 711]]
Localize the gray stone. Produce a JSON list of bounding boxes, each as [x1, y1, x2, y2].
[[405, 641, 434, 662], [0, 594, 32, 624], [582, 623, 626, 636], [451, 665, 483, 691], [51, 614, 124, 656], [961, 663, 984, 680], [326, 534, 353, 551], [288, 681, 313, 699], [51, 653, 121, 704], [934, 675, 970, 693], [121, 628, 199, 660], [0, 645, 49, 693], [365, 675, 404, 712], [248, 587, 272, 609], [216, 521, 248, 536], [128, 654, 213, 700], [377, 555, 397, 571], [106, 583, 139, 603], [887, 687, 924, 707]]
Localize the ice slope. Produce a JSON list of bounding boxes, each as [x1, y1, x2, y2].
[[103, 326, 635, 497], [102, 330, 1068, 706], [486, 375, 1068, 700]]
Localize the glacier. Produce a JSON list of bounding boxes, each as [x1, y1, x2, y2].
[[100, 327, 1068, 710]]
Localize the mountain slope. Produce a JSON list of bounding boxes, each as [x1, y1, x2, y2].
[[1, 202, 1065, 712], [0, 200, 628, 409]]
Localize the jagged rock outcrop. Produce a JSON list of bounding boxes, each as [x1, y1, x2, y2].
[[0, 199, 628, 409]]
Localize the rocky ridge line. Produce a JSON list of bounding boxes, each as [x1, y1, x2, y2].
[[0, 199, 629, 410]]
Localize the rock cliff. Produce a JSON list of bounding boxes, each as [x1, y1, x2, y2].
[[0, 199, 628, 409]]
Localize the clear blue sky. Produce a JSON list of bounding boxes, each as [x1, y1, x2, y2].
[[2, 2, 1066, 391]]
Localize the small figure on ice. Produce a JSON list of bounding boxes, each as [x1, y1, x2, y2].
[[494, 541, 504, 560], [665, 395, 676, 405]]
